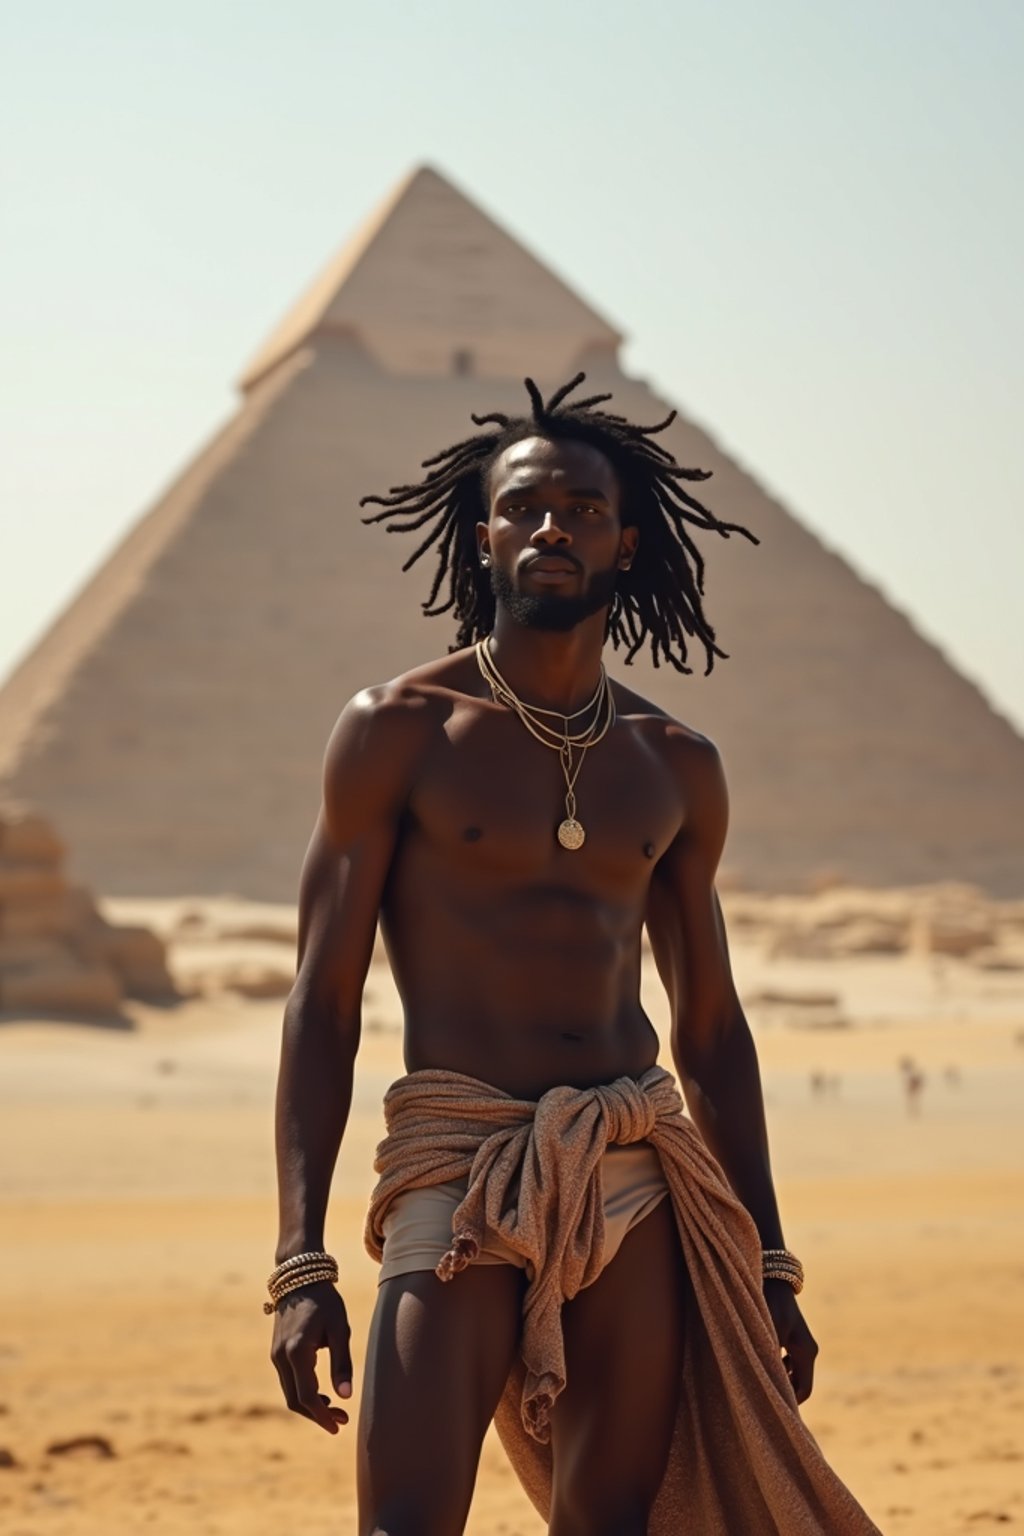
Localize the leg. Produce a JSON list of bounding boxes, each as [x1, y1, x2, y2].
[[547, 1197, 688, 1536], [357, 1263, 526, 1536]]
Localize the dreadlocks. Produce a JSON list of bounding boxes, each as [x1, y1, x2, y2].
[[359, 373, 759, 675]]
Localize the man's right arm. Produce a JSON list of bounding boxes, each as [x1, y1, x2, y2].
[[269, 684, 429, 1432]]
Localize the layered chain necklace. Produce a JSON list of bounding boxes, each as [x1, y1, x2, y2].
[[475, 637, 616, 850]]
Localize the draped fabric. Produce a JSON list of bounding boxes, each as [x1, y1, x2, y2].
[[365, 1065, 880, 1534]]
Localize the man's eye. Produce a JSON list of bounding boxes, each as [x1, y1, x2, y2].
[[574, 504, 601, 516]]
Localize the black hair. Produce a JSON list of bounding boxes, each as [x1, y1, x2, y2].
[[359, 372, 758, 674]]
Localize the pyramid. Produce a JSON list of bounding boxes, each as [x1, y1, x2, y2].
[[1, 164, 1022, 899]]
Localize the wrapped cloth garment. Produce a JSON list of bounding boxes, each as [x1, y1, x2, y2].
[[375, 1139, 669, 1284], [365, 1064, 881, 1535]]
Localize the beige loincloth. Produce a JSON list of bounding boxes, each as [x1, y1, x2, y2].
[[378, 1141, 668, 1284], [364, 1065, 882, 1534]]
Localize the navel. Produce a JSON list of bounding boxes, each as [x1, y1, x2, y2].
[[462, 825, 483, 843], [561, 1031, 584, 1043]]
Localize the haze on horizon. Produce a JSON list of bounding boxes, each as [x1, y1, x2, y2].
[[2, 0, 1022, 733]]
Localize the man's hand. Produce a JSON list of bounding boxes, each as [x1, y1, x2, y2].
[[270, 1281, 354, 1434], [763, 1280, 818, 1404]]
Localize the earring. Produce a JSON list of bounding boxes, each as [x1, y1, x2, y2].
[[480, 555, 490, 567]]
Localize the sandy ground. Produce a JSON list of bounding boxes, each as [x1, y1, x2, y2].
[[1, 902, 1022, 1534]]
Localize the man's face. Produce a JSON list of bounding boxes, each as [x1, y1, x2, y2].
[[478, 436, 638, 633]]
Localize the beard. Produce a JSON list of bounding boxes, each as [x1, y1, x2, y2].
[[490, 560, 620, 633]]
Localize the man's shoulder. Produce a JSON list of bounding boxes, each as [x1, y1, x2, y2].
[[319, 651, 478, 820], [331, 649, 478, 750], [611, 676, 723, 772], [611, 679, 728, 843]]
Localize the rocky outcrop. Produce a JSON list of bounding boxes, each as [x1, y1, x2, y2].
[[722, 883, 1024, 971], [0, 804, 177, 1016]]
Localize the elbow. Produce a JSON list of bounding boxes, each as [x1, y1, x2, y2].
[[282, 990, 361, 1053], [673, 1004, 749, 1086]]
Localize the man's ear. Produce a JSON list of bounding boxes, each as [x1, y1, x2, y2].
[[476, 520, 492, 567], [619, 526, 639, 570]]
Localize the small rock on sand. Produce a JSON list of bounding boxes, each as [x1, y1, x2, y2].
[[45, 1434, 116, 1459]]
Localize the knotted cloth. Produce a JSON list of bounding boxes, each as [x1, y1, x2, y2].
[[365, 1064, 880, 1533]]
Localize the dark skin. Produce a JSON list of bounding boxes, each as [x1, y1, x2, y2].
[[270, 436, 818, 1536]]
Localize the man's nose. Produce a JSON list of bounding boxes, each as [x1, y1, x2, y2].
[[530, 510, 570, 545]]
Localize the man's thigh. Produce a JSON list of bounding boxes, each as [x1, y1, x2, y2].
[[548, 1197, 689, 1536], [357, 1263, 526, 1536]]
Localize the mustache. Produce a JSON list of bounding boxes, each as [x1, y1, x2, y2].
[[519, 552, 583, 575]]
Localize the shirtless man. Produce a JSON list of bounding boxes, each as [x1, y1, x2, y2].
[[269, 375, 822, 1535]]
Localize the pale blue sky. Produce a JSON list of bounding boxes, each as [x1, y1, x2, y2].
[[3, 1, 1022, 729]]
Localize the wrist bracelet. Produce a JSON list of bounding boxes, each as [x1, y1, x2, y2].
[[268, 1249, 335, 1284], [265, 1249, 338, 1314], [761, 1247, 804, 1294]]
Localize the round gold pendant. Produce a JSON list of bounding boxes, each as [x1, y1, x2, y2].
[[557, 817, 586, 850]]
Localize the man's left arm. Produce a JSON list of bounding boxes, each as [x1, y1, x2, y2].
[[645, 729, 819, 1402]]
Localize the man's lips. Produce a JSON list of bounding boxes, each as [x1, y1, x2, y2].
[[523, 556, 580, 575]]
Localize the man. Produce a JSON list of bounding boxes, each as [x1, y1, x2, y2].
[[268, 376, 879, 1534]]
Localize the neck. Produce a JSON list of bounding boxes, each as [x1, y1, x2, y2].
[[486, 608, 608, 714]]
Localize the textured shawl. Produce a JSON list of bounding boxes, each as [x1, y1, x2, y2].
[[365, 1065, 880, 1534]]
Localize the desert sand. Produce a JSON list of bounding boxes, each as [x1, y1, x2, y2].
[[1, 889, 1022, 1534]]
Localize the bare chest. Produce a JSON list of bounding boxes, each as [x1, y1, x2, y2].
[[405, 703, 684, 890]]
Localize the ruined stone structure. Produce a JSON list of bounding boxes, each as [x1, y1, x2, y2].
[[0, 803, 174, 1014]]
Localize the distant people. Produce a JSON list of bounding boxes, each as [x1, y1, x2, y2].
[[943, 1064, 962, 1088], [900, 1063, 925, 1117], [810, 1070, 843, 1100]]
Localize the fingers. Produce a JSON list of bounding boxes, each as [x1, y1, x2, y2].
[[271, 1339, 348, 1433], [329, 1319, 354, 1402], [784, 1330, 819, 1404], [289, 1338, 348, 1431], [269, 1289, 356, 1434], [763, 1283, 819, 1405], [272, 1354, 321, 1428]]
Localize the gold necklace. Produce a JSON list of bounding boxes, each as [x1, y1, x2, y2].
[[475, 638, 615, 850]]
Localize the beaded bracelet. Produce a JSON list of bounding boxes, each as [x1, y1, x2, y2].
[[761, 1246, 804, 1294], [762, 1248, 804, 1273], [264, 1269, 338, 1314], [263, 1269, 338, 1313], [268, 1250, 336, 1285], [763, 1269, 804, 1294], [264, 1250, 338, 1314], [267, 1258, 337, 1290], [268, 1261, 338, 1296]]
